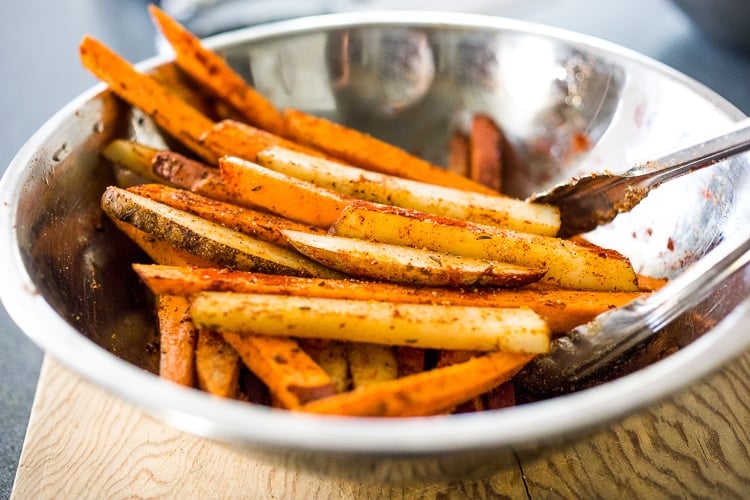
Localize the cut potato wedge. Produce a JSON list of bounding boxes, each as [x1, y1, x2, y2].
[[281, 229, 546, 288], [331, 201, 639, 292], [101, 186, 342, 278], [130, 184, 325, 248], [190, 292, 551, 353], [347, 343, 399, 389], [257, 146, 560, 236]]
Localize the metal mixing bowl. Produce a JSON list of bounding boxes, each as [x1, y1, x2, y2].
[[2, 12, 750, 483]]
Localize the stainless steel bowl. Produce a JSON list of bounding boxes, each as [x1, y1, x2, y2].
[[2, 11, 750, 483]]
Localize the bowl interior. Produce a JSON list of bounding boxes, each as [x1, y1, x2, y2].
[[3, 12, 750, 470]]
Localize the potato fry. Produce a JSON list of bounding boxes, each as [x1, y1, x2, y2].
[[101, 186, 342, 278], [347, 343, 398, 389], [257, 146, 560, 236], [331, 201, 639, 292], [102, 139, 166, 184], [190, 292, 551, 353], [283, 108, 499, 195], [79, 35, 217, 163], [282, 229, 547, 288], [298, 351, 534, 417], [129, 184, 324, 248], [195, 329, 241, 398], [113, 219, 217, 267], [132, 264, 645, 333], [394, 346, 426, 377], [309, 341, 350, 394], [157, 295, 197, 387], [151, 150, 235, 202], [149, 4, 288, 136], [219, 155, 354, 228], [201, 119, 324, 163], [469, 114, 503, 192], [220, 331, 336, 409]]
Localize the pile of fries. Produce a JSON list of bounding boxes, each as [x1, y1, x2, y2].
[[80, 6, 662, 417]]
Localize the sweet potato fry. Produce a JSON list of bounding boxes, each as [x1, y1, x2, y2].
[[79, 35, 217, 163], [157, 295, 197, 387], [298, 351, 534, 417], [101, 186, 342, 278], [469, 114, 503, 192], [447, 131, 469, 177], [282, 229, 547, 288], [220, 331, 336, 409], [331, 201, 639, 292], [283, 108, 498, 195], [201, 119, 324, 163], [113, 219, 217, 267], [190, 292, 552, 353], [148, 5, 287, 136], [257, 146, 561, 236], [219, 155, 354, 228], [129, 184, 325, 248], [394, 346, 426, 377], [132, 264, 645, 333], [347, 343, 398, 389], [195, 329, 241, 398]]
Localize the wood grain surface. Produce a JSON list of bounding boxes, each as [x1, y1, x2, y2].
[[12, 352, 750, 499]]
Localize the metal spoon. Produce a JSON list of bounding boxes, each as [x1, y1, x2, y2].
[[530, 117, 750, 238]]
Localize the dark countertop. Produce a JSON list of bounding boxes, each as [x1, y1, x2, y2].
[[2, 0, 750, 497]]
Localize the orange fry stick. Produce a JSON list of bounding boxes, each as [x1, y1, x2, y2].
[[201, 119, 325, 163], [79, 35, 217, 163], [131, 264, 645, 334], [298, 351, 534, 417], [129, 184, 325, 248], [149, 4, 287, 136], [283, 108, 498, 195], [221, 332, 336, 409], [156, 295, 197, 387], [469, 114, 503, 192], [219, 155, 354, 227]]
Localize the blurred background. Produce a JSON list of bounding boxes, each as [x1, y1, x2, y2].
[[3, 0, 750, 496]]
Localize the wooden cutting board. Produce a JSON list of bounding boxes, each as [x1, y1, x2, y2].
[[12, 353, 750, 498]]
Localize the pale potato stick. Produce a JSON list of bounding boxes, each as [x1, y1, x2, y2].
[[151, 150, 235, 202], [331, 201, 639, 292], [282, 229, 546, 288], [101, 186, 342, 278], [148, 5, 287, 136], [201, 119, 325, 163], [129, 184, 325, 248], [157, 295, 197, 386], [131, 264, 645, 333], [447, 131, 469, 177], [102, 140, 167, 184], [309, 341, 350, 394], [394, 346, 426, 377], [347, 343, 398, 389], [79, 35, 217, 163], [298, 351, 534, 417], [469, 114, 503, 192], [257, 146, 560, 236], [283, 108, 499, 195], [190, 292, 552, 353], [113, 220, 217, 267], [195, 329, 241, 398], [219, 156, 354, 228], [220, 331, 336, 409]]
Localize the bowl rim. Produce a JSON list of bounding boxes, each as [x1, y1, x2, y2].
[[2, 10, 749, 455]]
